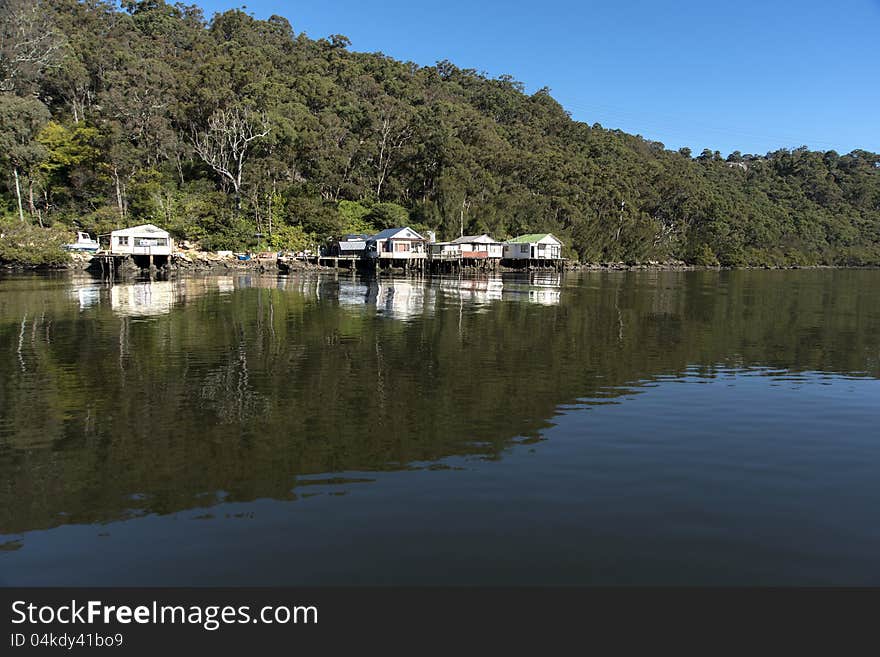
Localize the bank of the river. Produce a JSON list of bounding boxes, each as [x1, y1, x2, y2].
[[563, 260, 872, 271], [1, 252, 292, 274], [2, 252, 875, 274]]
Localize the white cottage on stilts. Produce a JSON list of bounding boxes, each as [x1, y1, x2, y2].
[[109, 224, 174, 268], [366, 227, 428, 271], [502, 233, 564, 269]]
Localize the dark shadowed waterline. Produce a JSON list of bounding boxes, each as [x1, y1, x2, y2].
[[1, 269, 879, 585]]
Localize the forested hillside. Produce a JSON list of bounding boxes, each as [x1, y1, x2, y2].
[[1, 0, 879, 266]]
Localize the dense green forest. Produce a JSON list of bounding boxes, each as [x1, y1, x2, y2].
[[1, 0, 879, 266]]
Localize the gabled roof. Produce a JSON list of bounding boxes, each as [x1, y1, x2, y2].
[[370, 227, 425, 241], [451, 234, 498, 244], [505, 233, 562, 245], [110, 223, 169, 237]]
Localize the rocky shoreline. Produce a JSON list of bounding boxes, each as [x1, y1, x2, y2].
[[564, 261, 842, 271], [1, 252, 874, 274]]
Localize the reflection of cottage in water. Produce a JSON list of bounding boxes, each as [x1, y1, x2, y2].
[[365, 279, 435, 320], [216, 277, 234, 295], [439, 278, 503, 304], [527, 287, 562, 305], [339, 275, 558, 315], [500, 273, 562, 306], [105, 276, 297, 317], [110, 281, 177, 317], [527, 272, 562, 305], [68, 281, 101, 311], [337, 279, 372, 306]]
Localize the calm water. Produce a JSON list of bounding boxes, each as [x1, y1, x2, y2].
[[1, 269, 879, 585]]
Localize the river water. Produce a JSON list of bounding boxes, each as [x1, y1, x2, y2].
[[1, 269, 878, 585]]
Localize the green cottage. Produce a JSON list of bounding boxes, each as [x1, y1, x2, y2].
[[503, 233, 563, 261]]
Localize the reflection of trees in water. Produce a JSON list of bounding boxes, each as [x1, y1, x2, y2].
[[16, 314, 26, 371], [200, 328, 268, 424], [14, 310, 53, 373], [1, 270, 879, 534]]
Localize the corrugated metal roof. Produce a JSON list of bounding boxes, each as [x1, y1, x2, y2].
[[370, 227, 425, 241], [110, 223, 169, 237], [451, 234, 497, 244], [505, 233, 561, 244]]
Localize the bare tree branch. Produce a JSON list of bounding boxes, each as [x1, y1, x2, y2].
[[373, 110, 412, 199], [0, 0, 63, 93], [191, 107, 270, 209]]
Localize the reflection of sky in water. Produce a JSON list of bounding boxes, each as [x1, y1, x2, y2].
[[3, 368, 879, 586]]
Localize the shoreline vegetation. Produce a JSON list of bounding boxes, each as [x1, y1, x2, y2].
[[1, 1, 878, 271], [2, 251, 875, 275]]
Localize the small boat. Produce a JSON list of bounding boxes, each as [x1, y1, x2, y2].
[[64, 231, 100, 252], [235, 253, 251, 261]]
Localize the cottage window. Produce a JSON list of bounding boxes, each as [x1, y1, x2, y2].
[[394, 242, 410, 252], [129, 237, 167, 247], [118, 236, 129, 245], [520, 244, 528, 254]]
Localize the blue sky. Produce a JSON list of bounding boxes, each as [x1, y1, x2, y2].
[[196, 0, 880, 156]]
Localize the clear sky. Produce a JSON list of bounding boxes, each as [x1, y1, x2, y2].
[[196, 0, 880, 156]]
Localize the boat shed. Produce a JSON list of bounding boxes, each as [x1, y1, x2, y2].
[[428, 241, 460, 259], [503, 233, 563, 260], [366, 227, 428, 268], [110, 224, 173, 256], [328, 234, 370, 258], [451, 234, 503, 259], [107, 223, 173, 268]]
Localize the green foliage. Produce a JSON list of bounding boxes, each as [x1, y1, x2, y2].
[[0, 96, 50, 168], [0, 0, 876, 266], [164, 182, 229, 243], [365, 202, 409, 230], [36, 122, 100, 175], [285, 196, 341, 236], [0, 216, 68, 266], [268, 224, 310, 252], [337, 200, 375, 234], [689, 243, 720, 267], [126, 168, 164, 219], [199, 215, 254, 251], [79, 206, 122, 238]]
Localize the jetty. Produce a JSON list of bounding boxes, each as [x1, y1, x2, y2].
[[84, 222, 565, 278], [280, 228, 565, 274]]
